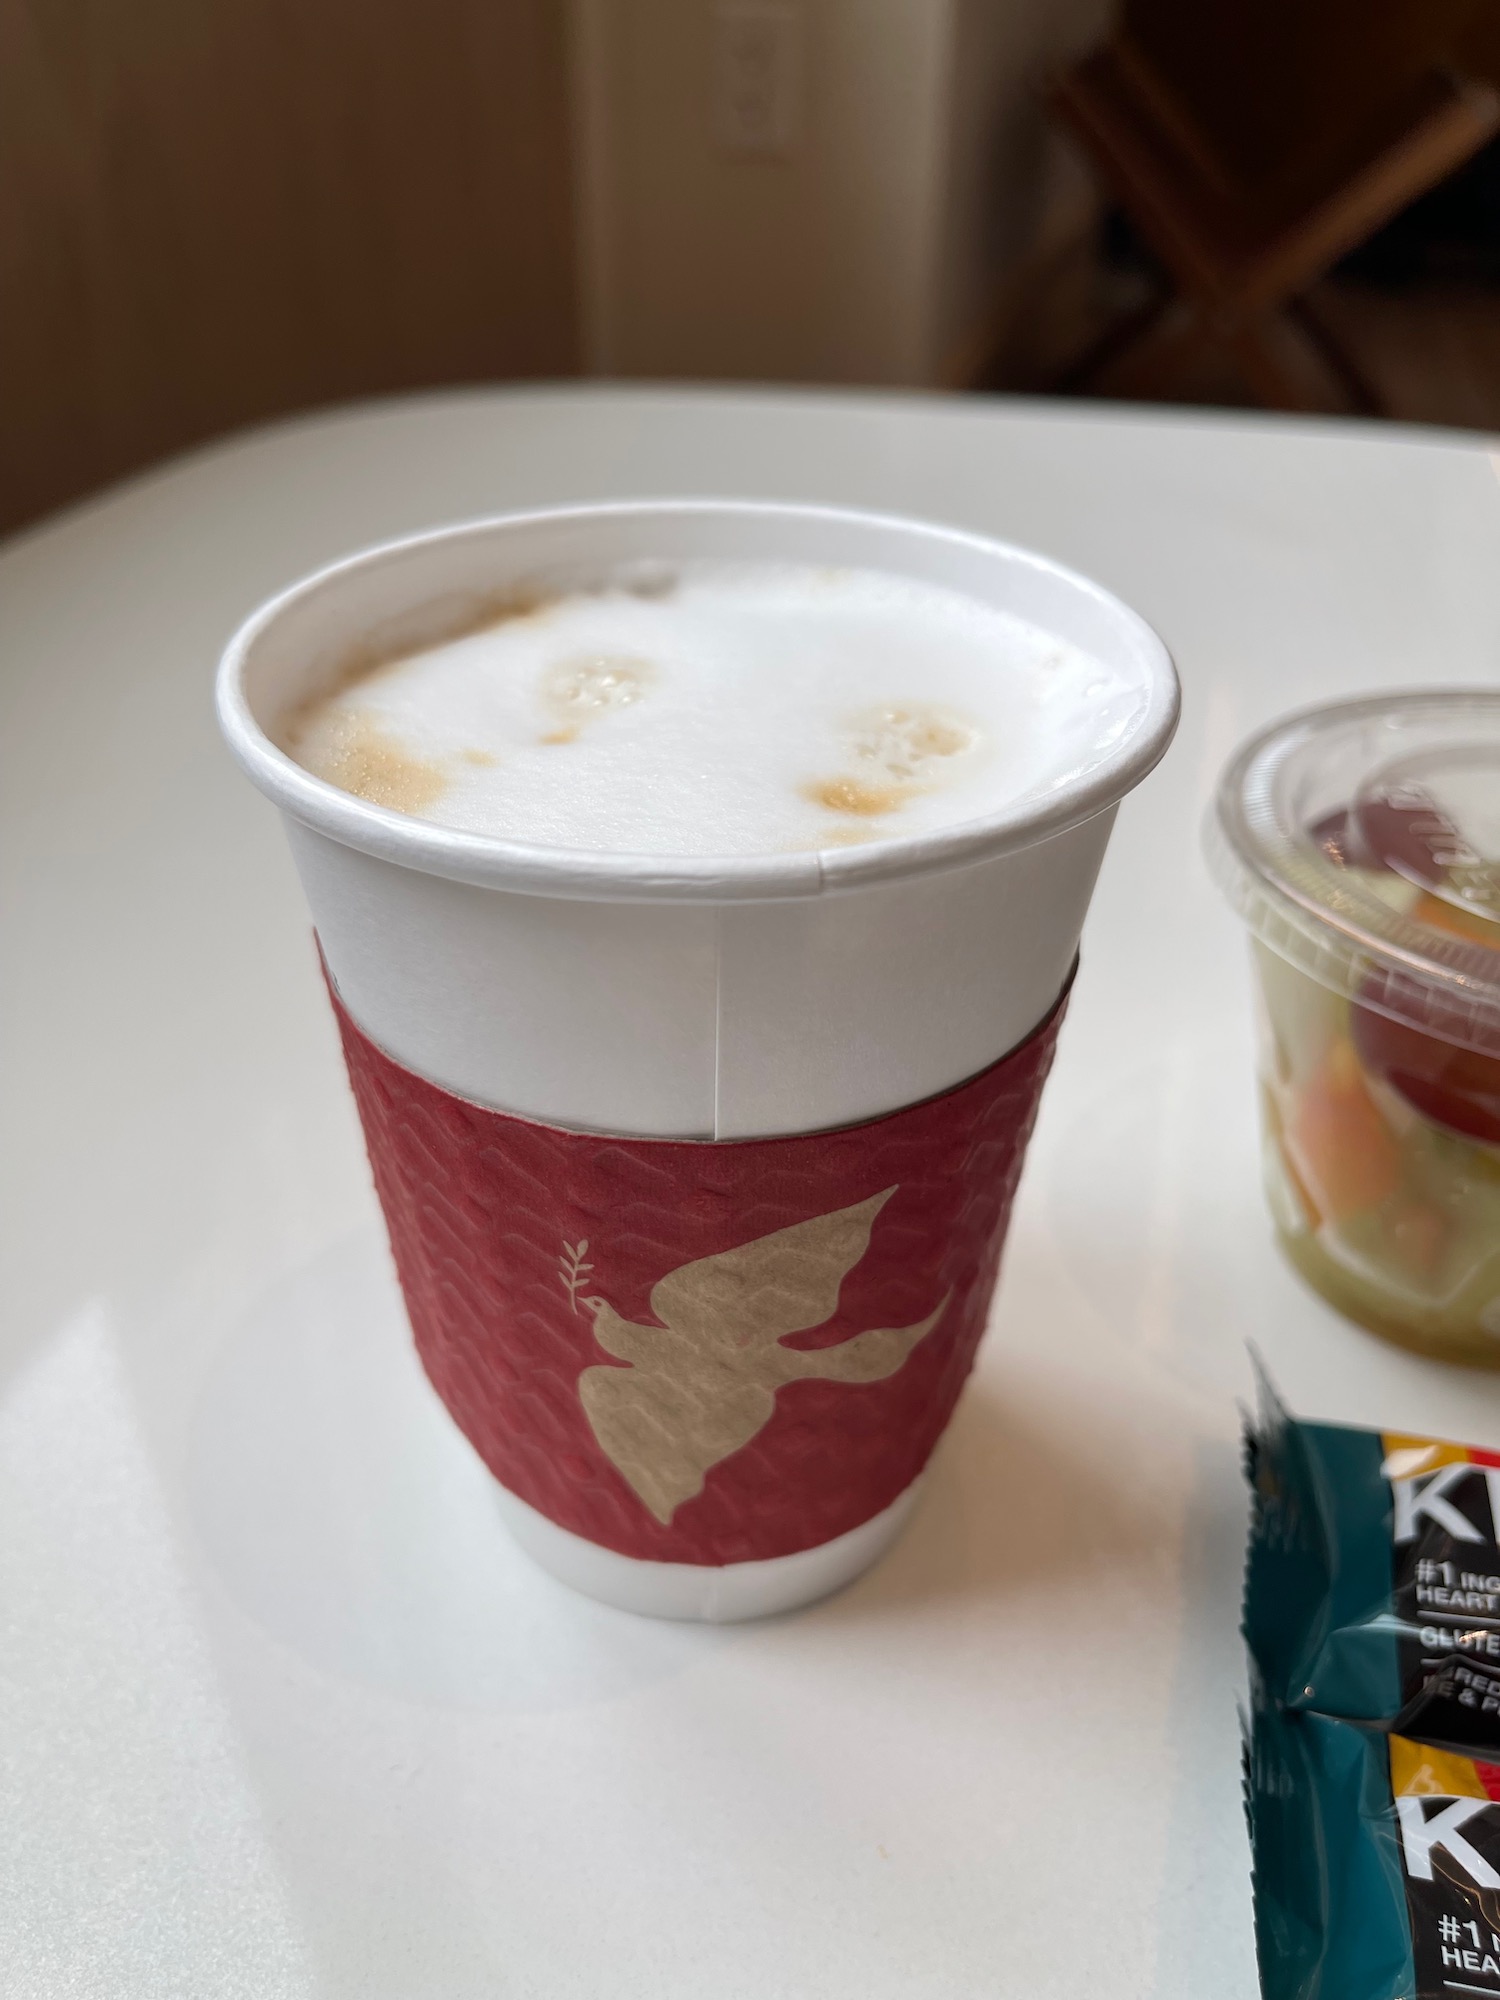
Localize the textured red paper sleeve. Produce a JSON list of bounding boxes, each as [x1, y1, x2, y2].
[[330, 972, 1069, 1567]]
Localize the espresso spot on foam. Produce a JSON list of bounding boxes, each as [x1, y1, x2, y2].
[[805, 703, 981, 826], [313, 715, 449, 815], [540, 655, 653, 740], [806, 776, 907, 817], [851, 705, 977, 780], [460, 747, 498, 767]]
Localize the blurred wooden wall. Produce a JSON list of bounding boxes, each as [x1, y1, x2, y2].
[[0, 0, 579, 534]]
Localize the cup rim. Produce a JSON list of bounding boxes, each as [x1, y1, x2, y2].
[[217, 498, 1180, 903]]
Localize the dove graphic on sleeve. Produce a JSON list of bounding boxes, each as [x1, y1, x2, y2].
[[576, 1187, 948, 1525]]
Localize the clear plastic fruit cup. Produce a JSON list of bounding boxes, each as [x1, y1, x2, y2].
[[1209, 691, 1500, 1365]]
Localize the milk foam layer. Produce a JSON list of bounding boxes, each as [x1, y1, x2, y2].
[[283, 564, 1141, 856]]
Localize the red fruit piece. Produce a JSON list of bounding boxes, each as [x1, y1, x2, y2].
[[1350, 1001, 1500, 1148]]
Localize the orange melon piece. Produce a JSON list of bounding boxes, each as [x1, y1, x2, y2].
[[1412, 890, 1500, 951], [1289, 1041, 1402, 1223]]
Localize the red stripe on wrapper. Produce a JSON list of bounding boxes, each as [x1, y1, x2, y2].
[[329, 968, 1069, 1567]]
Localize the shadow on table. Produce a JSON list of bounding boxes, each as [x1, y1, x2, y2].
[[823, 1369, 1170, 1621], [1147, 1435, 1258, 1999], [188, 1227, 1176, 1704]]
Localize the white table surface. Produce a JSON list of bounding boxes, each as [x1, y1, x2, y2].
[[4, 386, 1500, 1999]]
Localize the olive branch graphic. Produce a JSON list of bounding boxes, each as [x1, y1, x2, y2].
[[559, 1238, 593, 1316]]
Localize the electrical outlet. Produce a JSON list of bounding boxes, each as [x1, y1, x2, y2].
[[712, 2, 802, 158]]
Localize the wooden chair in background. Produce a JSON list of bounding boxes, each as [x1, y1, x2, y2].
[[1048, 0, 1500, 411]]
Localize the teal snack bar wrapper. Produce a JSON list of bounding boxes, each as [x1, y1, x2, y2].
[[1246, 1381, 1500, 1753], [1248, 1682, 1500, 2000]]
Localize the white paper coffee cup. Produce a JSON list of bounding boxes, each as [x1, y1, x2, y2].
[[218, 500, 1178, 1617]]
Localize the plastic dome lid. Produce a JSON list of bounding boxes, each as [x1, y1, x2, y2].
[[1208, 690, 1500, 1060]]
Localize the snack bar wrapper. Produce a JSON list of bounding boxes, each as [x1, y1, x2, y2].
[[1248, 1683, 1500, 2000], [1246, 1381, 1500, 1753]]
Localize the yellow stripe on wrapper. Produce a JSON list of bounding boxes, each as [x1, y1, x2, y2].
[[1380, 1431, 1474, 1481], [1390, 1735, 1487, 1799]]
